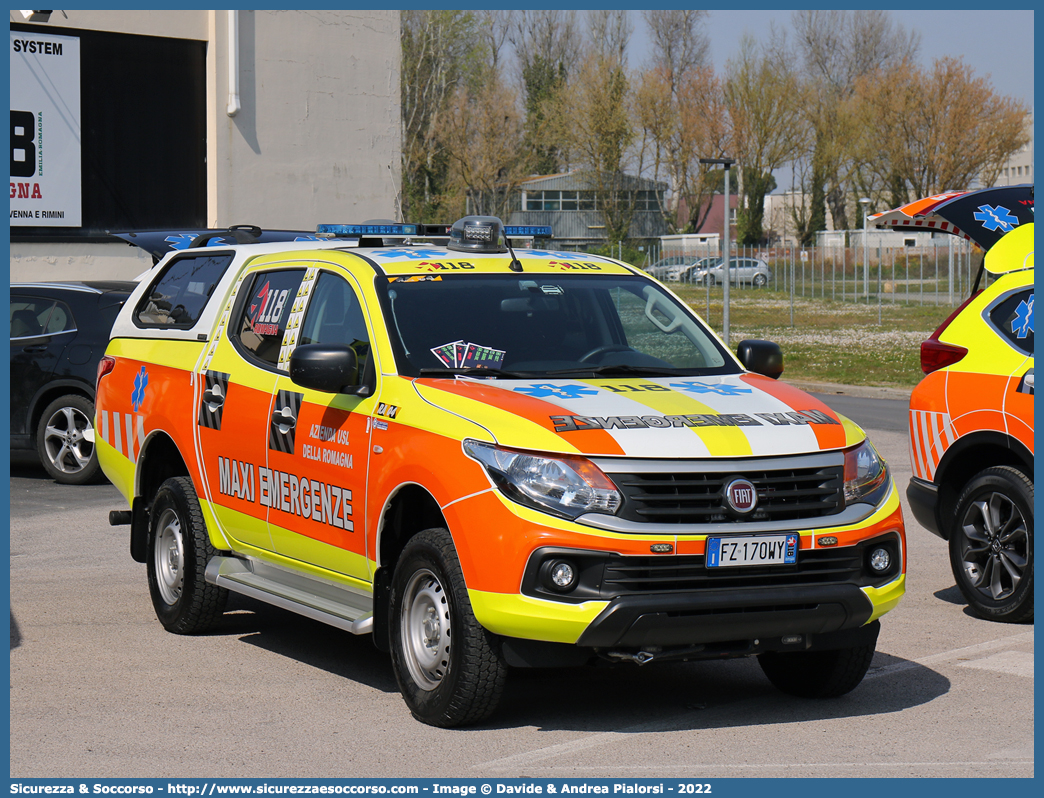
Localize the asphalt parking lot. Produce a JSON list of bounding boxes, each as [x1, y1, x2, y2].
[[8, 396, 1033, 779]]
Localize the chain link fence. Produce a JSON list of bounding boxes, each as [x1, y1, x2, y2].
[[641, 237, 981, 310]]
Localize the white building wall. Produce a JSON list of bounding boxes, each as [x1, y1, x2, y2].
[[10, 9, 401, 281]]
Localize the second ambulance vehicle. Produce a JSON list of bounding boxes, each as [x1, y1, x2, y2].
[[97, 217, 905, 726]]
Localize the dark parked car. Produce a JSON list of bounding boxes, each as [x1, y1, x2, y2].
[[10, 281, 136, 483]]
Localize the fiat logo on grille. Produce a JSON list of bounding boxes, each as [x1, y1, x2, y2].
[[724, 478, 758, 514]]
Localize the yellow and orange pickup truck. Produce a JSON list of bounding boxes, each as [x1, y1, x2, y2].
[[98, 216, 905, 726]]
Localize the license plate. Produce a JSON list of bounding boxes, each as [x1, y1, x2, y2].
[[706, 533, 799, 568]]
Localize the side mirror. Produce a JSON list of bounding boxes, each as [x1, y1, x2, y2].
[[289, 344, 359, 393], [736, 339, 783, 379]]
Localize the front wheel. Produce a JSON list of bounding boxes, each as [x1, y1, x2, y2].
[[389, 528, 507, 727], [36, 394, 102, 484], [147, 476, 228, 634], [948, 466, 1033, 622], [758, 643, 875, 698]]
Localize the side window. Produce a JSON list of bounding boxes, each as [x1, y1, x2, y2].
[[43, 301, 75, 334], [987, 289, 1034, 356], [234, 269, 307, 367], [10, 297, 71, 338], [299, 272, 370, 360], [135, 252, 234, 328], [11, 298, 52, 338]]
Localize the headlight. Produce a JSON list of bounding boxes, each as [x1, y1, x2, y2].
[[463, 440, 621, 520], [843, 439, 890, 506]]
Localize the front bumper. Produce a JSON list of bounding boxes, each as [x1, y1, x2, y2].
[[456, 481, 906, 647], [575, 582, 872, 648]]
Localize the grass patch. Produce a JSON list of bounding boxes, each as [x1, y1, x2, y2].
[[671, 287, 955, 388]]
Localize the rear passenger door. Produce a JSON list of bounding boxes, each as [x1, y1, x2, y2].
[[10, 295, 75, 440], [195, 264, 307, 553], [265, 266, 376, 583]]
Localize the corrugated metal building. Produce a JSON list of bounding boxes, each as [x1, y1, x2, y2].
[[506, 171, 668, 247]]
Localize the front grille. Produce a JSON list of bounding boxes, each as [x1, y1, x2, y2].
[[610, 464, 844, 524], [602, 548, 861, 595]]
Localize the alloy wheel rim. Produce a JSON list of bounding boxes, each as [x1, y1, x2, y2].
[[959, 491, 1029, 601], [43, 405, 95, 474]]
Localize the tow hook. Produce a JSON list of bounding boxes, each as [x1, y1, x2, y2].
[[606, 650, 657, 665], [605, 645, 710, 665]]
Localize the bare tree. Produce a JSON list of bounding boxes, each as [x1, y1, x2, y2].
[[791, 10, 919, 232], [725, 36, 807, 244], [477, 11, 511, 75], [554, 47, 637, 245], [635, 64, 728, 234], [438, 79, 530, 221], [508, 10, 580, 175], [400, 10, 484, 222], [587, 9, 631, 67], [854, 56, 1030, 201], [642, 9, 710, 88], [634, 10, 722, 233]]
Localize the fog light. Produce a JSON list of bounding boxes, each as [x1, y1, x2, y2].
[[869, 547, 892, 572], [548, 560, 577, 590]]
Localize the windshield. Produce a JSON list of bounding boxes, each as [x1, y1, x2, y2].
[[379, 273, 738, 378]]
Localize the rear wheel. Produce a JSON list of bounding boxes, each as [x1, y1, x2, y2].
[[753, 274, 768, 288], [36, 394, 102, 484], [389, 528, 507, 727], [147, 477, 228, 633], [948, 466, 1033, 622], [758, 643, 876, 698]]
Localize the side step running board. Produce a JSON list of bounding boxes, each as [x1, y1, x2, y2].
[[205, 555, 374, 636]]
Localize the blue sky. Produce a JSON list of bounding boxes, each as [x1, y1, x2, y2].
[[627, 9, 1034, 111]]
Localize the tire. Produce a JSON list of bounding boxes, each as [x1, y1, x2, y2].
[[758, 643, 876, 698], [753, 274, 768, 288], [707, 275, 716, 287], [389, 528, 507, 727], [146, 476, 228, 634], [36, 394, 102, 485], [948, 466, 1033, 623]]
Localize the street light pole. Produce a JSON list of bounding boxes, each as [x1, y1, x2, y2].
[[859, 197, 871, 302], [700, 157, 736, 346]]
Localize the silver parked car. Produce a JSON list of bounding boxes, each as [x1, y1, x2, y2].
[[646, 255, 697, 281], [691, 257, 772, 287]]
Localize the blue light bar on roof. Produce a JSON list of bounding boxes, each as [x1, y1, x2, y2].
[[503, 225, 553, 238], [316, 223, 418, 237]]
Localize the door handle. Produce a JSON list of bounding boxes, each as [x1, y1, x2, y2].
[[272, 406, 297, 430], [203, 385, 225, 408], [21, 345, 47, 353]]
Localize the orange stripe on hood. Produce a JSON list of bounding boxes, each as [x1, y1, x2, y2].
[[740, 373, 851, 450], [413, 377, 626, 455]]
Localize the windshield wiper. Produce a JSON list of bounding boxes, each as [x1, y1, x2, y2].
[[417, 367, 535, 379], [543, 364, 689, 377]]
